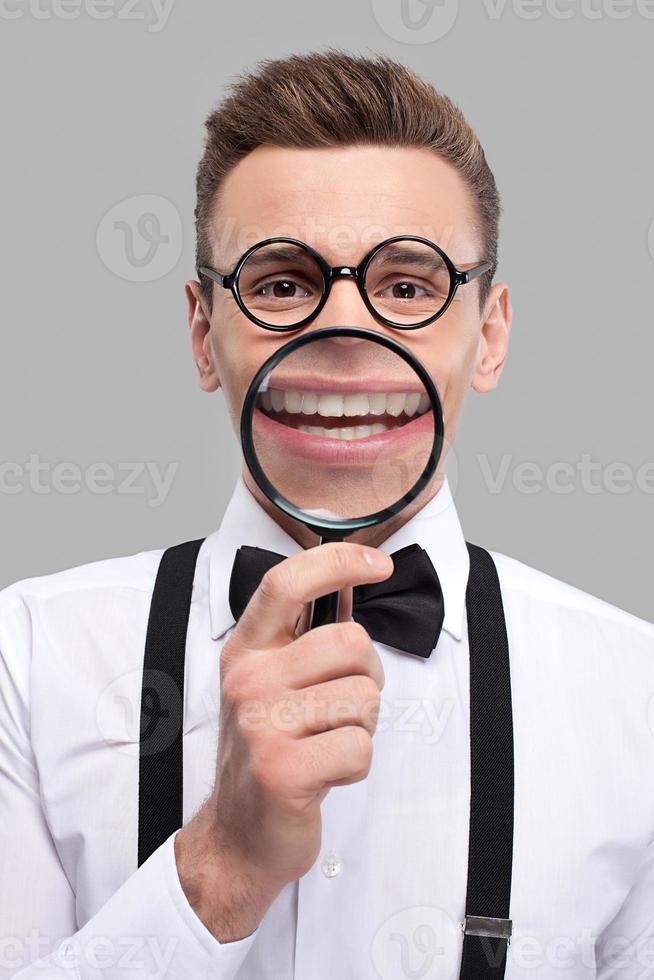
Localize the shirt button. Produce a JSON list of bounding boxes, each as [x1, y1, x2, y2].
[[321, 853, 342, 878]]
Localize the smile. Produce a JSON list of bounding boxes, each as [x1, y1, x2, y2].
[[257, 387, 431, 441]]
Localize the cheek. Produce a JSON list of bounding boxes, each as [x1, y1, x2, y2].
[[210, 326, 253, 428], [425, 342, 473, 403], [210, 316, 281, 431], [419, 330, 478, 433]]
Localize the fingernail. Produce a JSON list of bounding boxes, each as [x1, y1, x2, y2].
[[364, 548, 392, 570]]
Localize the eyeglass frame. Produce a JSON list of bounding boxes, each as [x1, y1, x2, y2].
[[197, 234, 492, 332]]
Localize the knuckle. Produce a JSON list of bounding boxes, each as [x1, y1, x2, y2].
[[250, 743, 285, 794], [221, 662, 256, 706], [272, 751, 301, 798], [352, 674, 380, 705], [341, 619, 372, 653], [235, 698, 267, 737], [258, 565, 285, 603], [330, 543, 352, 577], [349, 726, 373, 769]]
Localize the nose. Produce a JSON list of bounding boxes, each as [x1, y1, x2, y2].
[[310, 272, 377, 335], [327, 332, 369, 346]]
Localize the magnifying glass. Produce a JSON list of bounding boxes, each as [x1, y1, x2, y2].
[[240, 327, 445, 631]]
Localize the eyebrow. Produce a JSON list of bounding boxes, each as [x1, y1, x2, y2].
[[234, 242, 448, 272], [371, 246, 447, 272], [239, 246, 319, 269]]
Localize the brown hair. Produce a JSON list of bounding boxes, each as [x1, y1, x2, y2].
[[195, 48, 501, 314]]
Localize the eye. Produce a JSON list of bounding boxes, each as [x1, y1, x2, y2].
[[251, 275, 319, 301], [375, 279, 435, 300]]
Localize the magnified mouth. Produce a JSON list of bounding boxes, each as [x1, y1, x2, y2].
[[256, 386, 431, 440]]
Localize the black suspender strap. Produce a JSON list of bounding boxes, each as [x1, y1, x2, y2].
[[137, 537, 205, 867], [459, 542, 515, 980], [137, 538, 515, 980]]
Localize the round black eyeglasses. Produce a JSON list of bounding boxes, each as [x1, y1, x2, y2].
[[197, 235, 491, 332]]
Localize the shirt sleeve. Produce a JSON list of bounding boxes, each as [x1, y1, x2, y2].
[[595, 836, 654, 978], [0, 588, 259, 980]]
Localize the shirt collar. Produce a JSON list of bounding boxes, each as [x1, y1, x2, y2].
[[207, 472, 469, 643]]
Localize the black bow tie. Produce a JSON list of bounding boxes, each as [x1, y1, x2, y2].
[[228, 542, 445, 658]]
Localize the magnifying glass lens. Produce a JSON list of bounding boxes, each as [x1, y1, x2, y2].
[[250, 334, 436, 522]]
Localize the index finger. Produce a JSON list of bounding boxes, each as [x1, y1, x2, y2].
[[232, 542, 393, 651], [293, 583, 353, 638]]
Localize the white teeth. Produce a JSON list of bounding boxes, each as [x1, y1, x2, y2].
[[284, 390, 303, 413], [386, 393, 407, 417], [368, 393, 387, 416], [317, 394, 344, 417], [301, 392, 319, 415], [262, 389, 428, 418], [270, 388, 286, 412], [297, 423, 390, 439], [343, 393, 371, 416], [404, 392, 421, 416]]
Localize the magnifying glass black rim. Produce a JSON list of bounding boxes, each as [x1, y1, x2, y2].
[[240, 326, 445, 536]]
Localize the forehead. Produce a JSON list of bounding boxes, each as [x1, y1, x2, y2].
[[212, 144, 479, 265]]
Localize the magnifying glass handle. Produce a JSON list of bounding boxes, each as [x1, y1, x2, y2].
[[308, 533, 344, 629], [309, 589, 341, 629]]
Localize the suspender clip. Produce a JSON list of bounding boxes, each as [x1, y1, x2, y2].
[[462, 915, 513, 944]]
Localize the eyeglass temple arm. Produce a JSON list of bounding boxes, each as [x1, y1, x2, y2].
[[197, 267, 232, 288], [456, 260, 492, 285]]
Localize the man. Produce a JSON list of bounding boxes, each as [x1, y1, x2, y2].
[[1, 49, 653, 980]]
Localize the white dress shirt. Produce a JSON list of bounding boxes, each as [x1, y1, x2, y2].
[[1, 472, 654, 980]]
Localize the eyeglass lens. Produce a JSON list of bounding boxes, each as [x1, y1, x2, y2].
[[235, 239, 453, 328]]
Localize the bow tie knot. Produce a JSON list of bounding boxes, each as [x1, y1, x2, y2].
[[228, 542, 444, 658]]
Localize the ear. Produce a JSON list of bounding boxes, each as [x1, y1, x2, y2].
[[470, 282, 512, 394], [185, 279, 221, 392]]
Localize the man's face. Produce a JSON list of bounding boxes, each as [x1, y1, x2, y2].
[[186, 144, 511, 521]]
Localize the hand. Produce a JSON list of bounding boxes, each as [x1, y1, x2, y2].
[[175, 541, 393, 940], [214, 539, 392, 880]]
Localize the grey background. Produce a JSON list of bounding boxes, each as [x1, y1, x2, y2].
[[1, 0, 652, 623]]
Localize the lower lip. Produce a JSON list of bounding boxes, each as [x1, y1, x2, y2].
[[252, 406, 434, 466]]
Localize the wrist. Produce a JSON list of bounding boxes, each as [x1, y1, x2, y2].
[[174, 806, 285, 943]]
